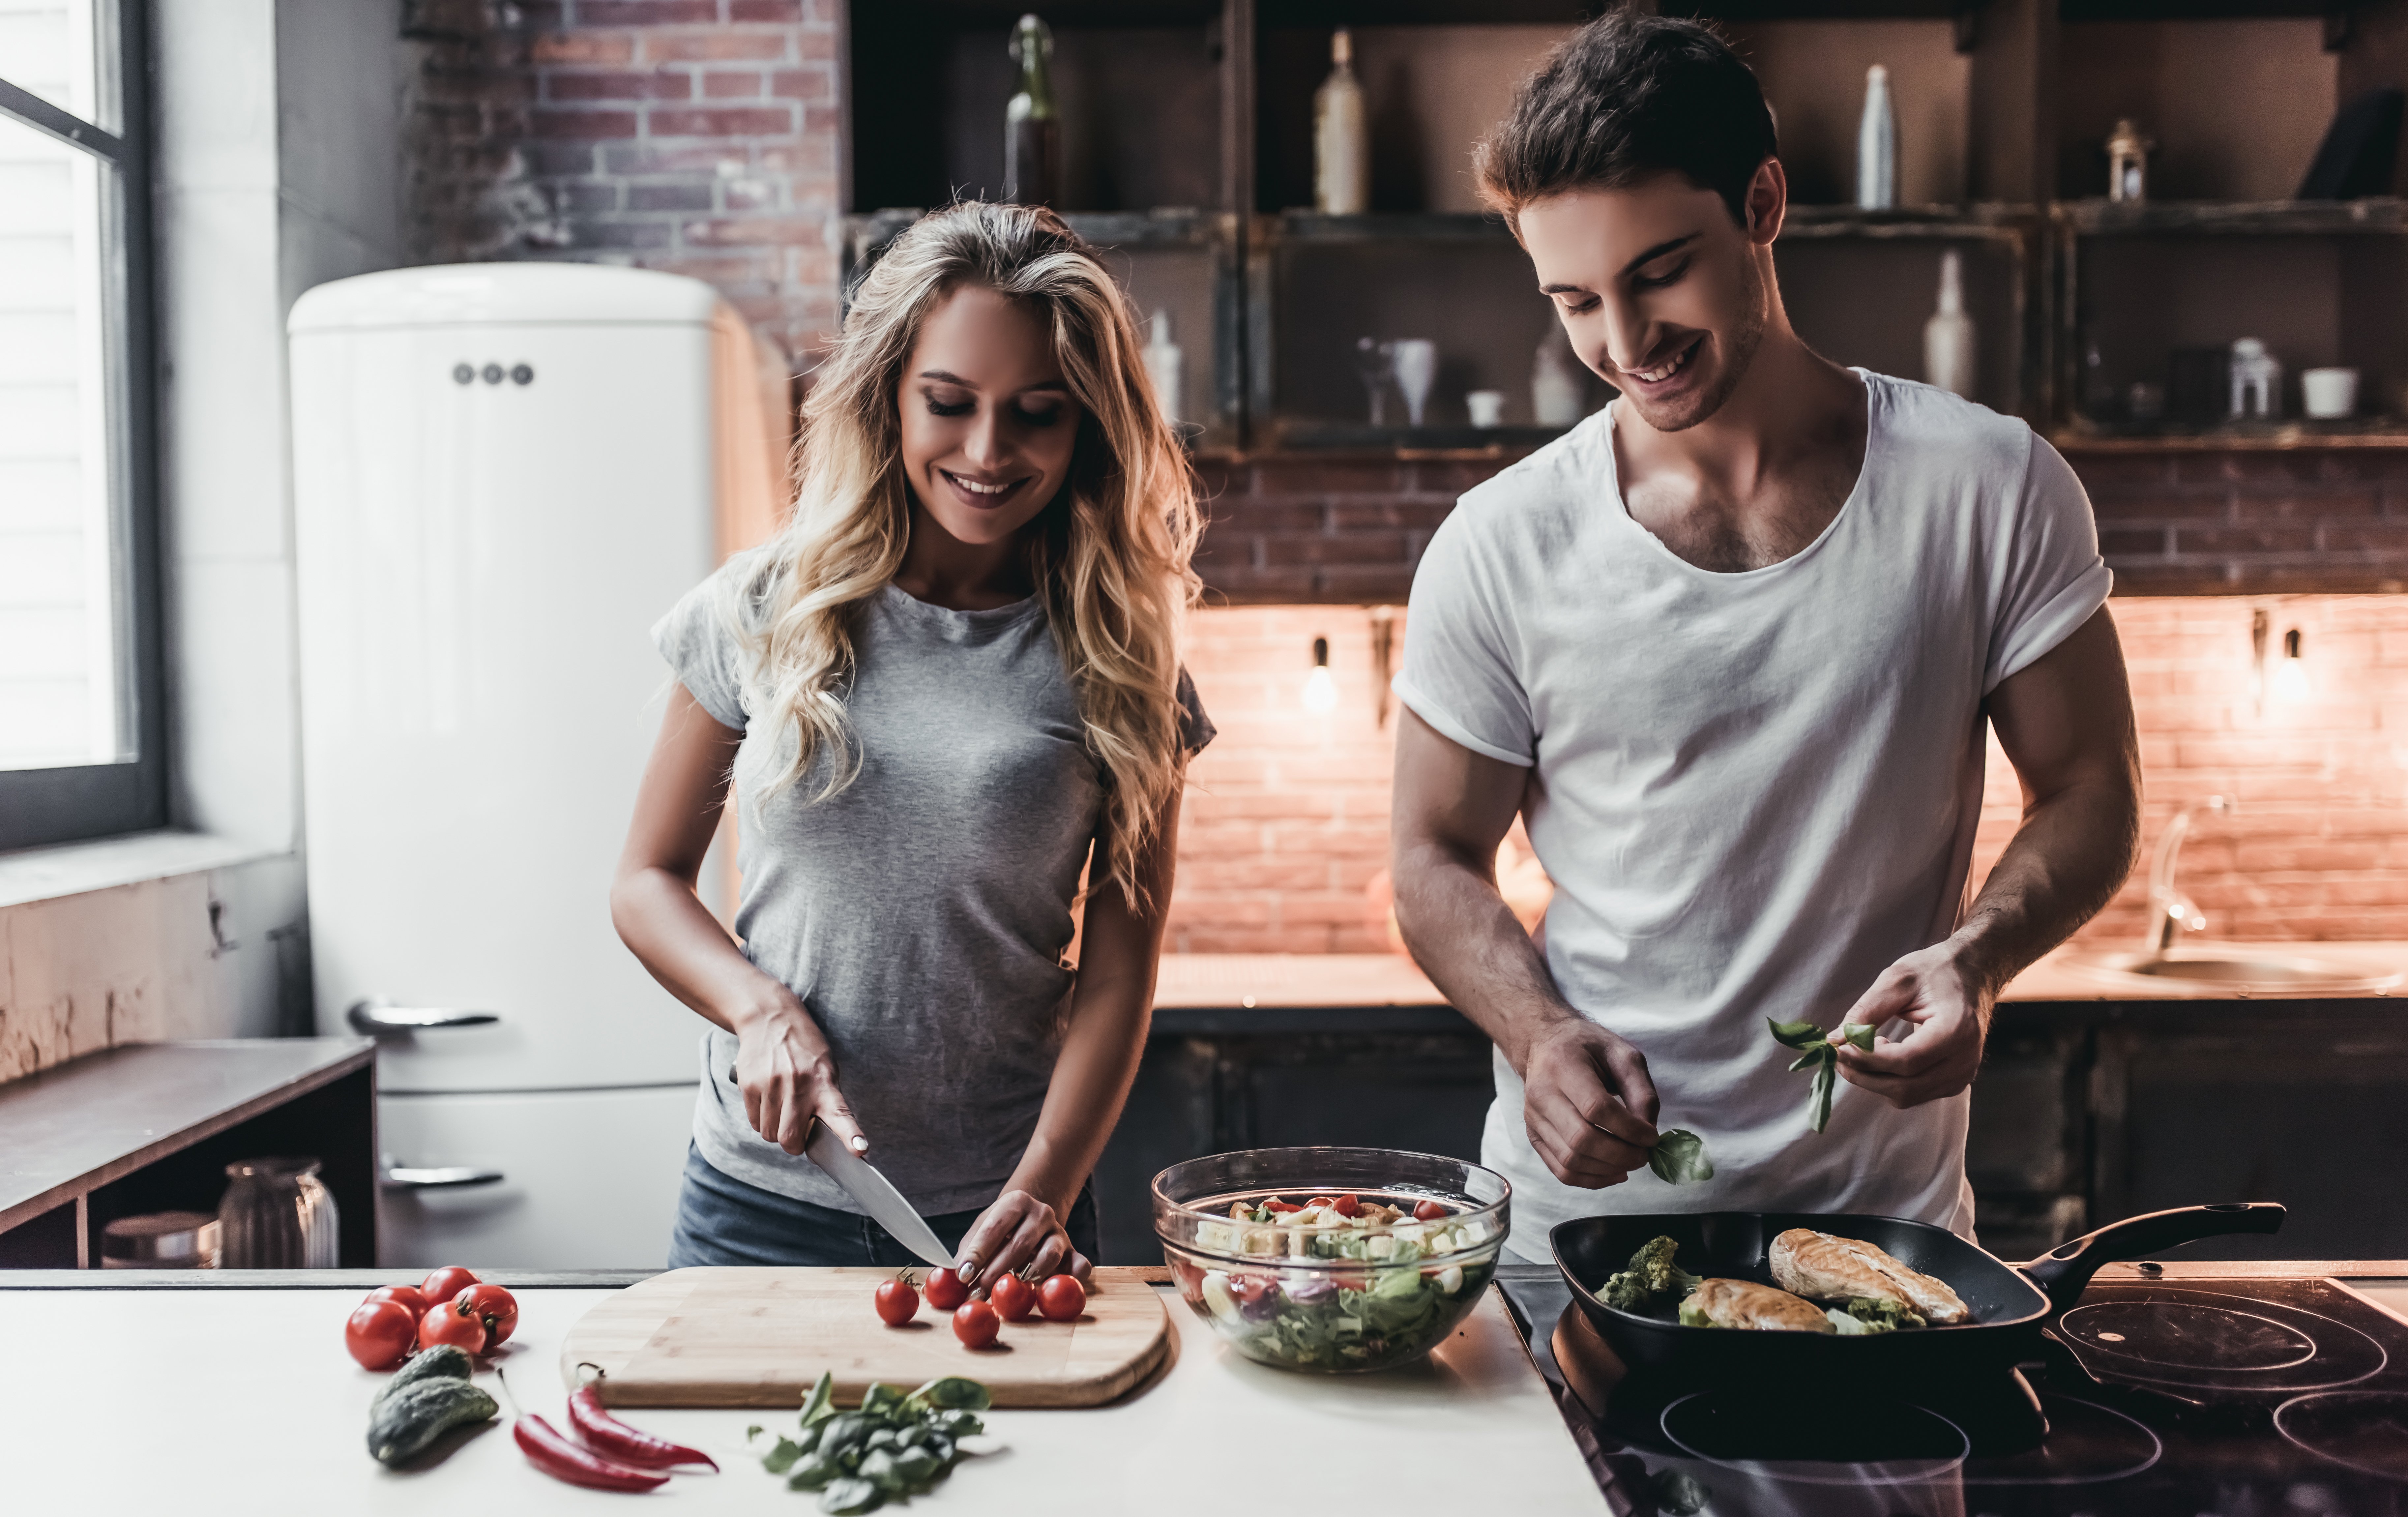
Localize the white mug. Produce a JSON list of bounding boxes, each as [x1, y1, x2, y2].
[[1465, 390, 1506, 428], [2303, 367, 2359, 420]]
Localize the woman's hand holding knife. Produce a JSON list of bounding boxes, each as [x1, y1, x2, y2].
[[728, 988, 868, 1158]]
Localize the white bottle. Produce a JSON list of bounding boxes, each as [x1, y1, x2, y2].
[[1313, 28, 1368, 216], [1857, 64, 1896, 211], [1532, 330, 1584, 428], [1923, 249, 1976, 399], [1142, 310, 1183, 427]]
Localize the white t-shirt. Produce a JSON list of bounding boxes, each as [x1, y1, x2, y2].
[[1394, 372, 2110, 1261]]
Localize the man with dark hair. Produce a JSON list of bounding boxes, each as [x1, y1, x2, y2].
[[1389, 13, 2141, 1257]]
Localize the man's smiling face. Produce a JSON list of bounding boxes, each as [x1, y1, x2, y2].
[[1518, 168, 1776, 433]]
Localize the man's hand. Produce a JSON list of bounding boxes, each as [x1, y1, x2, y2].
[[1830, 940, 1991, 1109], [1522, 1018, 1662, 1187]]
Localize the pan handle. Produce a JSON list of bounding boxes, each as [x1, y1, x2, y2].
[[2018, 1202, 2284, 1313]]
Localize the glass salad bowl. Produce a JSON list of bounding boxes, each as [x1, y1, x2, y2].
[[1151, 1147, 1511, 1374]]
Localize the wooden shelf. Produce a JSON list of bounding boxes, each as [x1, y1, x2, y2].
[[2060, 198, 2408, 235], [2054, 423, 2408, 449]]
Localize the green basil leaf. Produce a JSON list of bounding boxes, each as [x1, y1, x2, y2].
[[857, 1448, 906, 1494], [902, 1376, 992, 1414], [1647, 1129, 1715, 1184], [764, 1436, 805, 1474], [1767, 1017, 1826, 1049], [818, 1475, 885, 1515], [798, 1370, 837, 1429], [787, 1452, 840, 1491], [1812, 1060, 1836, 1133], [1842, 1022, 1879, 1053], [859, 1382, 906, 1422], [1786, 1049, 1825, 1074]]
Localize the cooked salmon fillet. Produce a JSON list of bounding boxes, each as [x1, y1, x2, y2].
[[1768, 1229, 1972, 1325], [1683, 1277, 1835, 1332]]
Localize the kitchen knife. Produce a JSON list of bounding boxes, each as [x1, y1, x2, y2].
[[803, 1118, 958, 1273]]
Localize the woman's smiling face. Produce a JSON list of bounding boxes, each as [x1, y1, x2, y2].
[[896, 283, 1082, 549]]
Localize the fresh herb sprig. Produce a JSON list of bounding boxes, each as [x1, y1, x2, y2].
[[757, 1372, 996, 1514], [1768, 1018, 1877, 1133]]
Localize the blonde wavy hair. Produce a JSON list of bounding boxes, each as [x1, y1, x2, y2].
[[728, 202, 1202, 907]]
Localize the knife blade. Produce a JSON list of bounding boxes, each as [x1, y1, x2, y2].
[[803, 1119, 958, 1273]]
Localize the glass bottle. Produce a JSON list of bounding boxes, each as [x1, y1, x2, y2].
[[1923, 248, 1977, 398], [2107, 119, 2152, 203], [1532, 330, 1584, 428], [1003, 14, 1059, 207], [1313, 27, 1368, 215], [1143, 310, 1183, 427], [1857, 65, 1896, 211]]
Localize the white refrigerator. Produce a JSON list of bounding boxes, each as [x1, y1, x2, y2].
[[288, 263, 788, 1268]]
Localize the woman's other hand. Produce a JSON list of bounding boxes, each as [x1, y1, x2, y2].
[[954, 1189, 1090, 1293], [730, 993, 866, 1157]]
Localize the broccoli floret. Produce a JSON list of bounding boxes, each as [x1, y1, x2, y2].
[[1843, 1296, 1927, 1332], [1601, 1235, 1704, 1311]]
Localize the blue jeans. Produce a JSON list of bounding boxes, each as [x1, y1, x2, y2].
[[665, 1144, 1100, 1268]]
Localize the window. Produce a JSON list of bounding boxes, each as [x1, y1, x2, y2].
[[0, 0, 162, 850]]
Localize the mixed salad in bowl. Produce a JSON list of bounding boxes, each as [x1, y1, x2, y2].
[[1153, 1148, 1511, 1374]]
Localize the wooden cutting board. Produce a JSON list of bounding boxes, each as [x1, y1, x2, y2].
[[558, 1266, 1173, 1409]]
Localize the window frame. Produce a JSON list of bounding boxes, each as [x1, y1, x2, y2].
[[0, 0, 165, 851]]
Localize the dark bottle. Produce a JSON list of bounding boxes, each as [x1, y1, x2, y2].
[[1004, 14, 1060, 206]]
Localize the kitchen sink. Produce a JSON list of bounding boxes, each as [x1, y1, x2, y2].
[[2068, 946, 2402, 995]]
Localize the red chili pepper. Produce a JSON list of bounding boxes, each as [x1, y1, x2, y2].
[[568, 1383, 718, 1471], [514, 1412, 668, 1492]]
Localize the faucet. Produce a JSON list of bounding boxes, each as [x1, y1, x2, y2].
[[2145, 795, 2229, 952]]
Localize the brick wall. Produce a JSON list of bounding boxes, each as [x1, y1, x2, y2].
[[401, 0, 842, 358], [1173, 595, 2408, 954]]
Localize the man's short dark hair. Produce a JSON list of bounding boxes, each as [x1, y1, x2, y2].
[[1476, 13, 1777, 232]]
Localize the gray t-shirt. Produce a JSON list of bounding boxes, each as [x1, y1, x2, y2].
[[652, 553, 1213, 1215]]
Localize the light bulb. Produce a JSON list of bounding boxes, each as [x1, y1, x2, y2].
[[1303, 636, 1337, 712], [2271, 628, 2311, 702]]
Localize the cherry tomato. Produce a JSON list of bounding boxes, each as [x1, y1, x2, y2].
[[1263, 1200, 1300, 1214], [457, 1283, 519, 1346], [1332, 1194, 1361, 1218], [1166, 1256, 1206, 1308], [989, 1272, 1036, 1322], [344, 1299, 417, 1370], [365, 1284, 429, 1320], [1412, 1199, 1449, 1222], [952, 1299, 999, 1349], [1038, 1273, 1087, 1322], [874, 1272, 920, 1326], [925, 1267, 970, 1313], [418, 1296, 488, 1354], [420, 1264, 480, 1306]]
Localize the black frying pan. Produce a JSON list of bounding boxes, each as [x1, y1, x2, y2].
[[1553, 1202, 2285, 1386]]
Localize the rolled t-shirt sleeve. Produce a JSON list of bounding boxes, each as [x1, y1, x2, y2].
[[1983, 432, 2113, 693], [1393, 510, 1535, 767], [650, 553, 758, 731]]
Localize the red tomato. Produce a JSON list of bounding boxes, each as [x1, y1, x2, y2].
[[1038, 1274, 1087, 1322], [1332, 1194, 1361, 1218], [457, 1283, 519, 1346], [1263, 1200, 1300, 1214], [1412, 1200, 1449, 1222], [989, 1273, 1036, 1322], [925, 1268, 970, 1313], [365, 1284, 429, 1320], [952, 1299, 998, 1349], [420, 1264, 480, 1306], [1166, 1255, 1206, 1307], [344, 1299, 417, 1370], [418, 1297, 488, 1354], [874, 1273, 920, 1326]]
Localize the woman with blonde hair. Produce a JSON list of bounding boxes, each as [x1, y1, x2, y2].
[[612, 202, 1210, 1286]]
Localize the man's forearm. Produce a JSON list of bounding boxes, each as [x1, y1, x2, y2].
[[1393, 838, 1579, 1076], [1950, 776, 2140, 1000]]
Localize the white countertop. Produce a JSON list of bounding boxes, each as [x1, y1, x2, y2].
[[0, 1281, 1603, 1513]]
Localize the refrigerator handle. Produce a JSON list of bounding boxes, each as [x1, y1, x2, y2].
[[382, 1164, 507, 1190], [347, 998, 502, 1036]]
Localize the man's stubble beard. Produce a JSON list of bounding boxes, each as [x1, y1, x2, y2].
[[1630, 251, 1769, 435]]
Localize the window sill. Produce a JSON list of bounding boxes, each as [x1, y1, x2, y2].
[[0, 831, 287, 911]]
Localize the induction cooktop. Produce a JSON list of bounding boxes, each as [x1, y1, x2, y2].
[[1498, 1270, 2408, 1514]]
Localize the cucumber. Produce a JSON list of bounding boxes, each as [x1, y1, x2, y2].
[[372, 1344, 475, 1410], [367, 1377, 499, 1466]]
